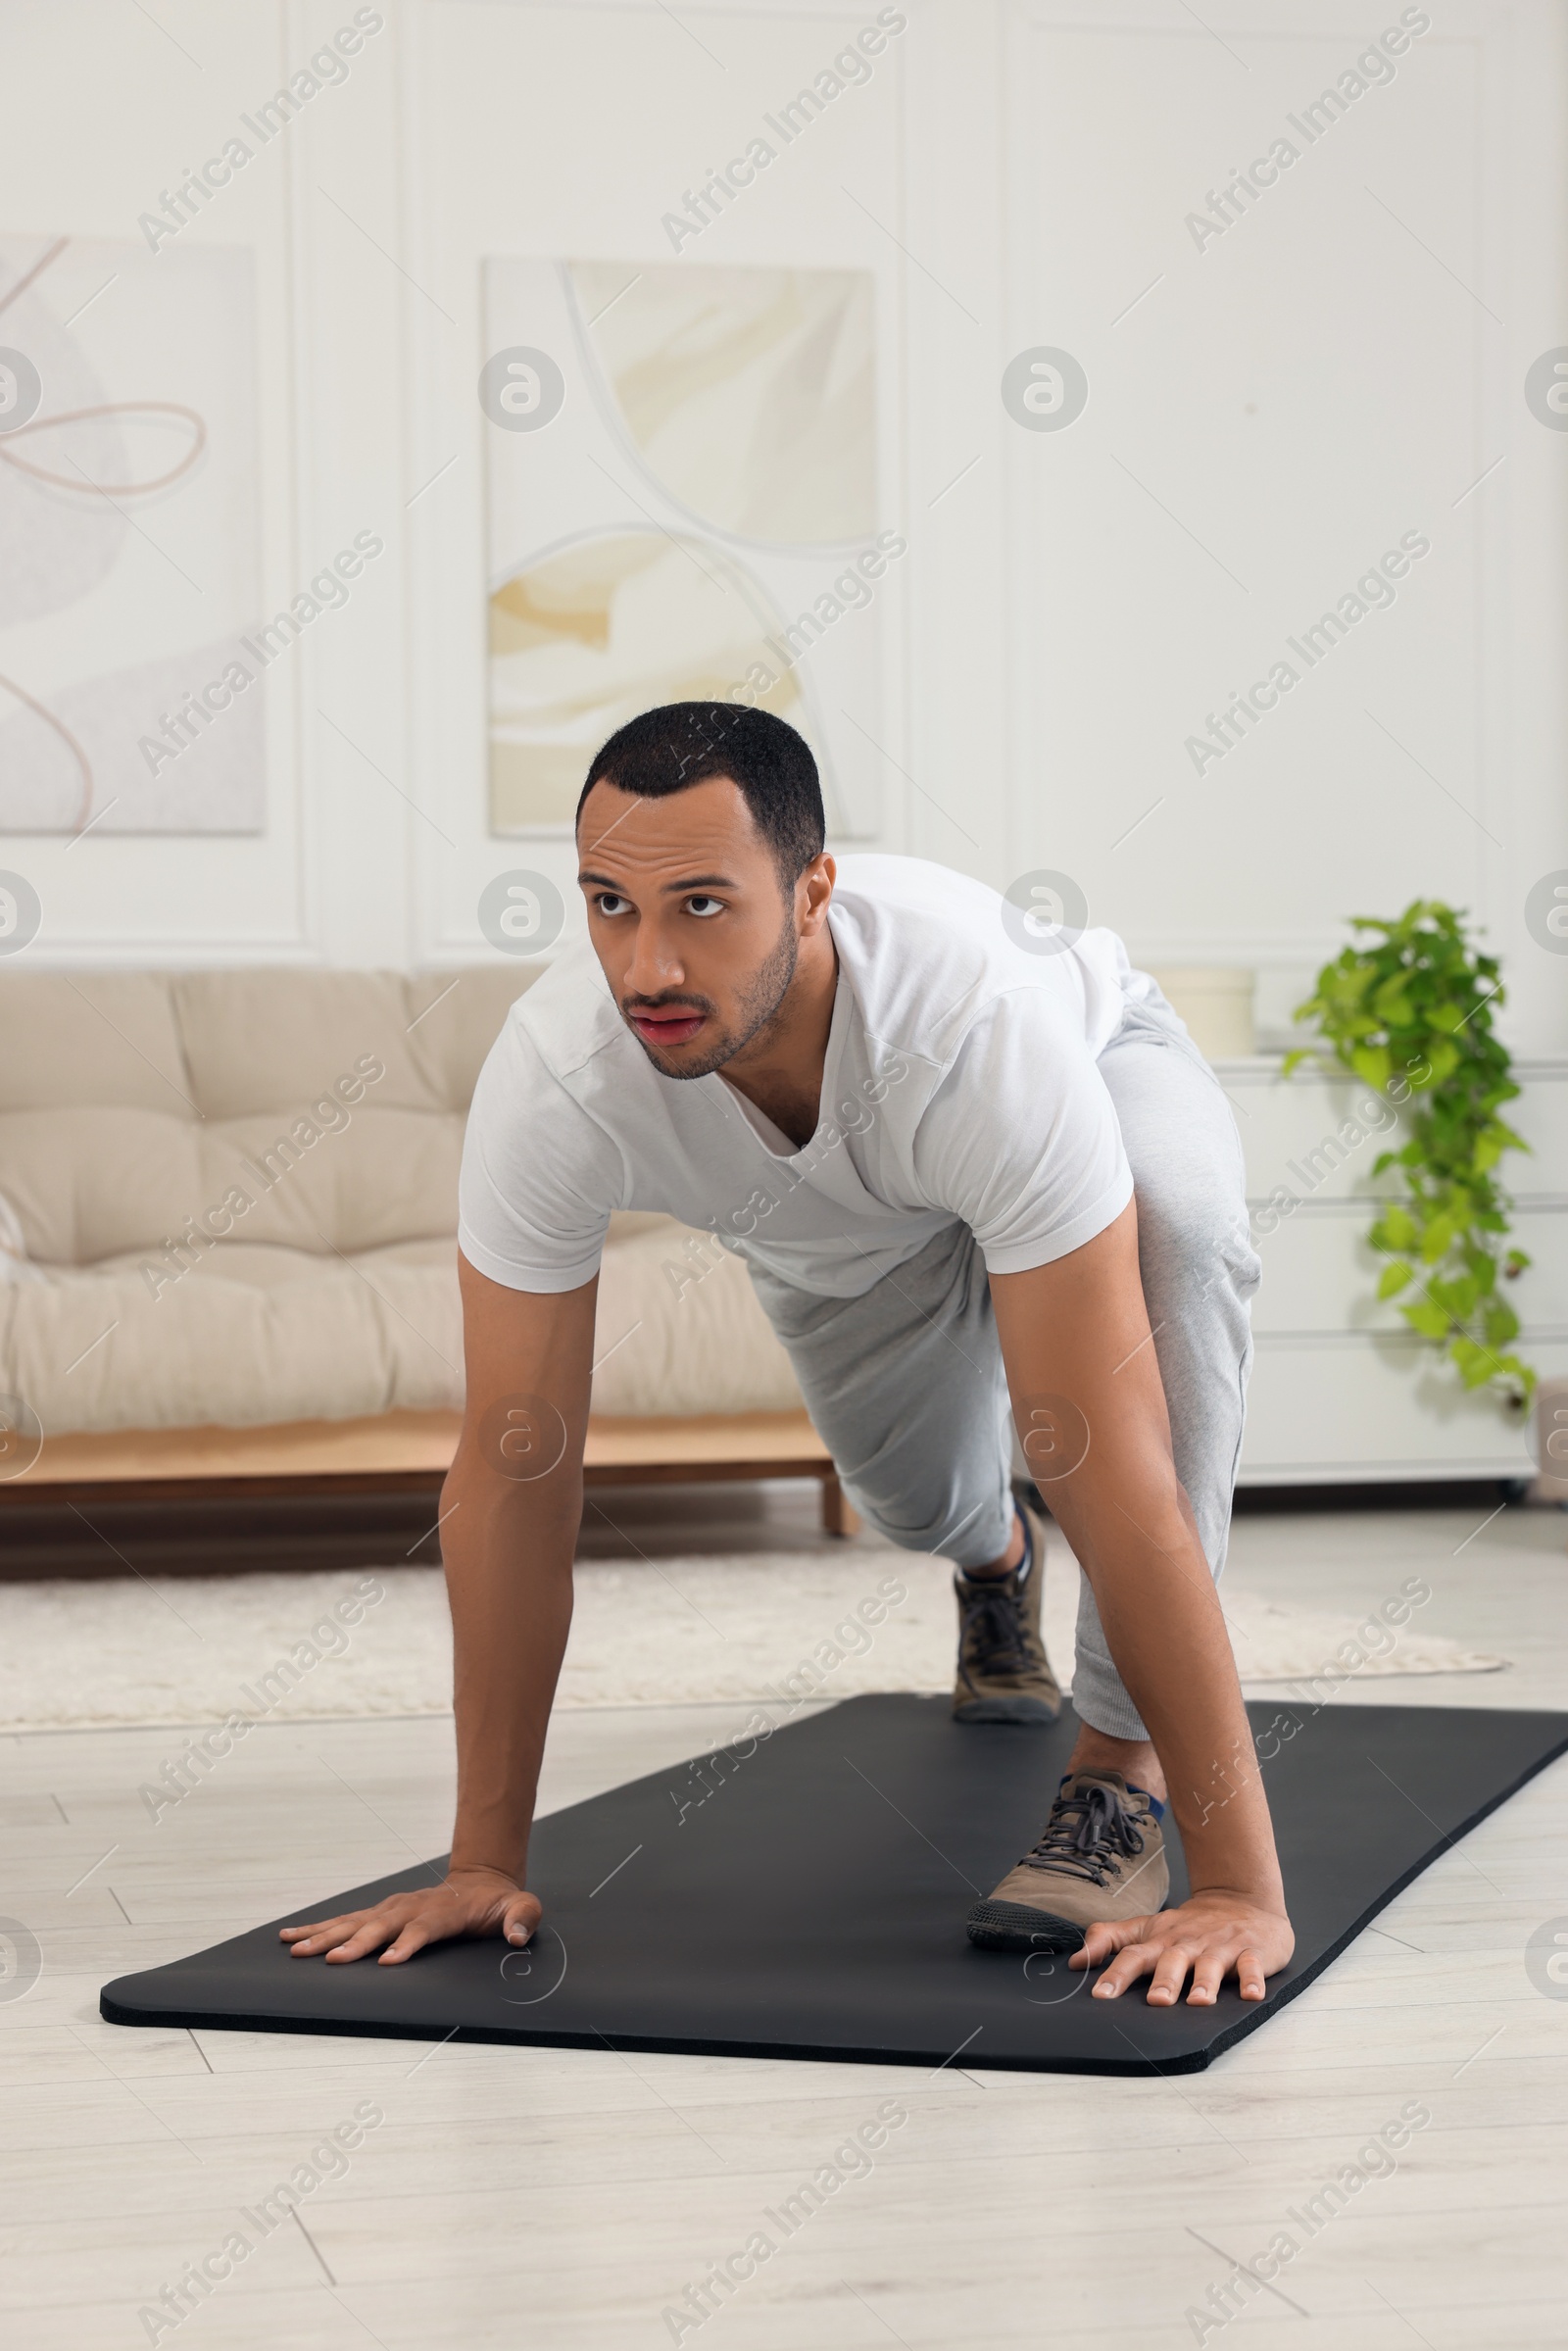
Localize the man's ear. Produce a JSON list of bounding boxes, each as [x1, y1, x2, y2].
[[798, 853, 836, 933]]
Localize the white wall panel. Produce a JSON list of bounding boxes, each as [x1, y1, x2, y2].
[[1001, 0, 1568, 1065], [401, 1, 910, 968], [0, 1, 316, 959], [1004, 9, 1476, 953]]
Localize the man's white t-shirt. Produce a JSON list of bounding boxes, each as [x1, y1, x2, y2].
[[459, 854, 1152, 1300]]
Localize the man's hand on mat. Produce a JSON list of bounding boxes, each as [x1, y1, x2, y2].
[[280, 1868, 542, 1965], [1071, 1890, 1295, 2006]]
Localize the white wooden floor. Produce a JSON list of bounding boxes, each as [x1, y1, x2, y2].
[[4, 1494, 1567, 2349]]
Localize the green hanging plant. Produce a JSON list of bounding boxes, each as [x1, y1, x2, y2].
[[1285, 900, 1535, 1411]]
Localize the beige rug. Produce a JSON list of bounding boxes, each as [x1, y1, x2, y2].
[[0, 1544, 1505, 1732]]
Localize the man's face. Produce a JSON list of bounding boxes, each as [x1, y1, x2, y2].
[[576, 774, 819, 1079]]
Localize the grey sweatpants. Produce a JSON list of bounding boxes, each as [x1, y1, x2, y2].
[[747, 990, 1261, 1741]]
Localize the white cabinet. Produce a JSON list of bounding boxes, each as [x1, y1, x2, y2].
[[1219, 1057, 1568, 1483]]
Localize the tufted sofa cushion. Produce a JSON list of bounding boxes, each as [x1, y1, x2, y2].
[[0, 965, 536, 1265], [0, 964, 802, 1436]]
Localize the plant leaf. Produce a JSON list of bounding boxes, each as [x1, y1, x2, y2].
[[1402, 1299, 1451, 1340], [1450, 1339, 1495, 1389], [1378, 1204, 1419, 1250], [1420, 1215, 1456, 1263], [1349, 1045, 1393, 1091], [1313, 896, 1533, 1413]]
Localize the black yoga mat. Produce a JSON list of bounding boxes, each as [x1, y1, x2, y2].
[[102, 1694, 1568, 2075]]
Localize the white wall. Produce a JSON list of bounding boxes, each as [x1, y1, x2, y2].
[[1, 0, 1563, 1053]]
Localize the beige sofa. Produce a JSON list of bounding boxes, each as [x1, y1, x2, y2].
[[0, 966, 818, 1499]]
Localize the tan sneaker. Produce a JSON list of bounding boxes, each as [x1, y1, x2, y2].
[[952, 1502, 1060, 1724], [965, 1770, 1169, 1951]]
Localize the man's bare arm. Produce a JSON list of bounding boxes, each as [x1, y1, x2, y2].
[[281, 1254, 596, 1965], [989, 1201, 1293, 2003]]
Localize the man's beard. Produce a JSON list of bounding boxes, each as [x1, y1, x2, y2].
[[622, 915, 799, 1080]]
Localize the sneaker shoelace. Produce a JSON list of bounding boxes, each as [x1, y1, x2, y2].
[[956, 1572, 1037, 1684], [1021, 1783, 1146, 1887]]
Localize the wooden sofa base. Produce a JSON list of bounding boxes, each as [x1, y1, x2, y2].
[[0, 1410, 860, 1578]]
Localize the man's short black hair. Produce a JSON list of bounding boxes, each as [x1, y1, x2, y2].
[[576, 703, 825, 885]]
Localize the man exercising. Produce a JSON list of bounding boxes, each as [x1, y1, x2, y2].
[[284, 703, 1293, 2006]]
